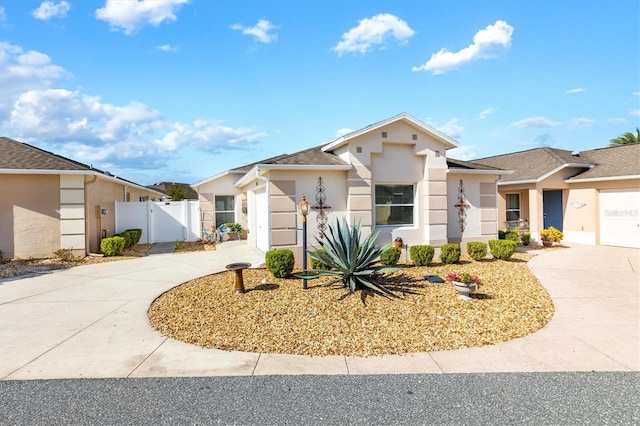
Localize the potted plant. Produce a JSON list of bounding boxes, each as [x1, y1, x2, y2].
[[539, 226, 564, 247], [393, 237, 403, 248], [446, 272, 482, 300], [230, 223, 243, 240]]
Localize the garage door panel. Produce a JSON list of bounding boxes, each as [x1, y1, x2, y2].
[[599, 190, 640, 248]]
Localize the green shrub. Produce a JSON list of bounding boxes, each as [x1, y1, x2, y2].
[[126, 228, 142, 245], [310, 249, 331, 270], [489, 239, 517, 260], [505, 231, 520, 243], [440, 243, 461, 264], [466, 242, 487, 261], [54, 248, 74, 262], [521, 232, 531, 246], [101, 236, 126, 256], [409, 245, 434, 266], [498, 229, 507, 240], [265, 249, 295, 278], [380, 246, 401, 265], [116, 230, 135, 248]]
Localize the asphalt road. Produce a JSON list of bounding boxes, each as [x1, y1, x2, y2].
[[2, 372, 638, 425]]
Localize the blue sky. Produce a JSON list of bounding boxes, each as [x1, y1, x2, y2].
[[1, 1, 638, 186]]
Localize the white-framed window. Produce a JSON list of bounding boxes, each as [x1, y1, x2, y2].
[[215, 195, 235, 227], [506, 193, 520, 221], [375, 184, 414, 225]]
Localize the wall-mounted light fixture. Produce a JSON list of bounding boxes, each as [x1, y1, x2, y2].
[[101, 208, 108, 215]]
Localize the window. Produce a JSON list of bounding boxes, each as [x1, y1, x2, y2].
[[375, 184, 414, 225], [506, 194, 520, 221], [215, 195, 235, 227]]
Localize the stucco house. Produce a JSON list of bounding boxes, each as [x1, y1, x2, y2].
[[473, 144, 640, 248], [192, 113, 510, 263], [0, 137, 163, 259]]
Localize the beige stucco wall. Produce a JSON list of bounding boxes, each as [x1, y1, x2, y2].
[[0, 174, 60, 259], [193, 173, 246, 239]]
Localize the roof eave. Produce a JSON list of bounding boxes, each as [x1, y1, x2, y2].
[[322, 113, 459, 152], [234, 164, 352, 188], [192, 170, 245, 188], [447, 168, 514, 175], [565, 174, 640, 184]]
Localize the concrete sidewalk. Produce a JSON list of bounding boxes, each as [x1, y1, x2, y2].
[[1, 242, 638, 380]]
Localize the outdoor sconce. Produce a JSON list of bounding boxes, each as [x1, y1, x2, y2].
[[101, 208, 108, 215], [299, 194, 310, 289]]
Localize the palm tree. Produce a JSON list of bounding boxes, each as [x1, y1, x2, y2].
[[609, 128, 640, 146]]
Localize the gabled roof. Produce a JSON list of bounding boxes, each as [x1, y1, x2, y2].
[[0, 136, 163, 195], [473, 144, 640, 184], [321, 112, 459, 152], [566, 144, 640, 181], [446, 158, 512, 174]]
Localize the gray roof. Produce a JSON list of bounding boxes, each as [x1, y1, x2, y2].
[[0, 136, 93, 171], [446, 157, 507, 172], [0, 136, 160, 192], [230, 144, 350, 173], [472, 145, 639, 183]]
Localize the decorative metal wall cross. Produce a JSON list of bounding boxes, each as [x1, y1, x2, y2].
[[454, 179, 470, 234], [311, 177, 332, 238]]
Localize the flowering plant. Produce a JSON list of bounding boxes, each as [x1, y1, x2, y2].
[[446, 272, 482, 285]]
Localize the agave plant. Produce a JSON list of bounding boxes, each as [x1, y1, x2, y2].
[[297, 218, 400, 297]]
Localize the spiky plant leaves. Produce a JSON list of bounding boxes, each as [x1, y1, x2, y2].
[[296, 218, 400, 297]]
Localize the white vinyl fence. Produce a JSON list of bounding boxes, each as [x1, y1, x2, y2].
[[115, 200, 200, 244]]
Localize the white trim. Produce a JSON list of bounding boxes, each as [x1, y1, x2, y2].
[[191, 170, 246, 188], [322, 113, 459, 152], [566, 174, 640, 184], [0, 169, 163, 196], [447, 168, 514, 175], [234, 164, 351, 188]]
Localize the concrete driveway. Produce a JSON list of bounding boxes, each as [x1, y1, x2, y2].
[[1, 242, 638, 380]]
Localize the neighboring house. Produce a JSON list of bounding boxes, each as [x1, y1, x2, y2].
[[192, 113, 510, 263], [473, 144, 640, 248], [0, 137, 163, 259], [146, 182, 198, 200]]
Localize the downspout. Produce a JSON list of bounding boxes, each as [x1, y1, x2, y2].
[[85, 174, 98, 255], [256, 167, 270, 250]]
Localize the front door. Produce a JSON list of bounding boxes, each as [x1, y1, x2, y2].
[[543, 190, 563, 230]]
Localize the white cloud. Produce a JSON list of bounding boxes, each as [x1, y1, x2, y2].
[[156, 44, 178, 52], [565, 87, 585, 94], [477, 107, 496, 120], [32, 1, 71, 20], [608, 117, 628, 125], [631, 109, 640, 117], [0, 6, 7, 22], [633, 92, 640, 96], [436, 118, 464, 139], [95, 0, 189, 35], [0, 42, 70, 118], [231, 19, 278, 44], [447, 145, 478, 161], [333, 13, 414, 56], [336, 128, 354, 137], [413, 20, 513, 74], [511, 116, 561, 129], [0, 41, 267, 175], [568, 117, 596, 128]]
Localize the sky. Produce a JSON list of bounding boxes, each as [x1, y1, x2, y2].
[[1, 0, 638, 186]]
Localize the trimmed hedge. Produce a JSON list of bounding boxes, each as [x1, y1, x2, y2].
[[126, 228, 142, 245], [409, 245, 434, 266], [521, 232, 531, 246], [310, 248, 331, 270], [488, 239, 517, 260], [101, 236, 126, 256], [466, 242, 488, 261], [265, 249, 295, 278], [505, 231, 520, 243], [380, 246, 401, 265], [440, 243, 461, 264]]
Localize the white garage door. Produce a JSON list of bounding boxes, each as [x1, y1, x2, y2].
[[255, 188, 269, 253], [599, 190, 640, 248]]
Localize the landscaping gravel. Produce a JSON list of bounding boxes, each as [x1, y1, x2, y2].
[[148, 252, 554, 357]]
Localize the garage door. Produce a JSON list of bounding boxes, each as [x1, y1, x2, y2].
[[599, 190, 640, 248]]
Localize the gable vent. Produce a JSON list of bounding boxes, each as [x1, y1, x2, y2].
[[381, 131, 387, 138], [412, 134, 418, 140]]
